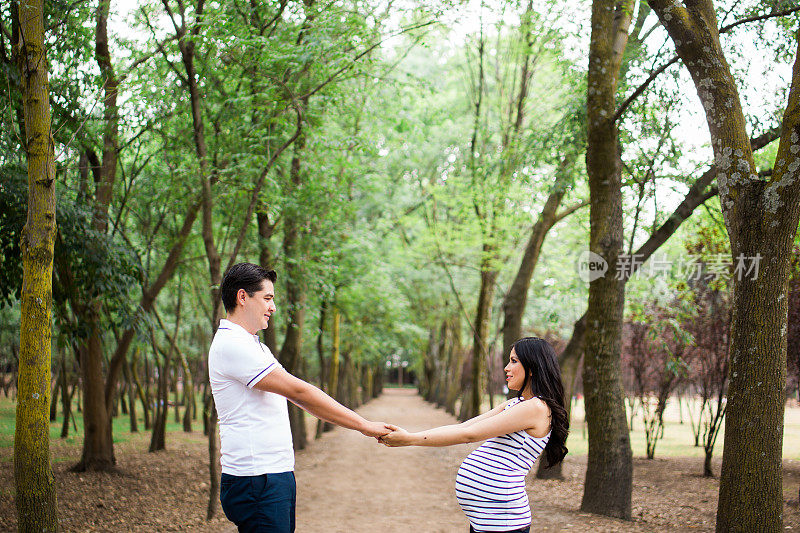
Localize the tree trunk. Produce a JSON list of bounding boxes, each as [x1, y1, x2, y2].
[[316, 302, 334, 437], [580, 0, 634, 519], [468, 265, 498, 420], [445, 314, 465, 416], [704, 449, 714, 478], [647, 3, 800, 530], [321, 308, 341, 434], [421, 327, 437, 401], [317, 299, 328, 388], [314, 299, 328, 439], [337, 353, 353, 408], [372, 365, 383, 397], [49, 369, 59, 422], [349, 359, 362, 408], [258, 211, 277, 353], [202, 382, 211, 436], [119, 382, 128, 416], [130, 349, 151, 430], [501, 163, 572, 353], [171, 11, 226, 515], [148, 343, 168, 452], [181, 366, 193, 433], [123, 356, 138, 433], [75, 320, 115, 471], [173, 364, 181, 424], [13, 0, 59, 526], [362, 365, 374, 401], [276, 125, 310, 449], [206, 403, 219, 521], [433, 320, 449, 407], [70, 0, 124, 471], [279, 284, 307, 449], [627, 397, 637, 432], [150, 292, 181, 452], [60, 350, 75, 438], [110, 374, 119, 419]]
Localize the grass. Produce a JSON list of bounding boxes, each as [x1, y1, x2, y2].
[[0, 394, 193, 454]]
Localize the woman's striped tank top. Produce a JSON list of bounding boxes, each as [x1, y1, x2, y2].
[[455, 397, 550, 532]]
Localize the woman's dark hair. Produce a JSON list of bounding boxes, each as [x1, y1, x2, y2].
[[220, 263, 277, 312], [511, 336, 569, 467]]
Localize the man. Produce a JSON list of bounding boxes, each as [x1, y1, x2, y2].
[[209, 262, 392, 532]]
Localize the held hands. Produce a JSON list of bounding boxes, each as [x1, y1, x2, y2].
[[359, 421, 398, 438], [358, 420, 416, 446], [378, 426, 415, 447]]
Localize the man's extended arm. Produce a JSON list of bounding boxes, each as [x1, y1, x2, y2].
[[254, 367, 392, 437]]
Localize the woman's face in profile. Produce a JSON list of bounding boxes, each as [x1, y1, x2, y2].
[[504, 349, 525, 391]]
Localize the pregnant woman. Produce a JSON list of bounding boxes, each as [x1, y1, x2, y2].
[[380, 337, 569, 533]]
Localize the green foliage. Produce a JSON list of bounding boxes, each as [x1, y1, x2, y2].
[[0, 171, 141, 339], [0, 164, 27, 306], [1, 0, 797, 395]]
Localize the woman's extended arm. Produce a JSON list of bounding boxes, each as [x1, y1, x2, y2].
[[381, 398, 549, 447], [459, 399, 510, 427], [387, 399, 508, 441]]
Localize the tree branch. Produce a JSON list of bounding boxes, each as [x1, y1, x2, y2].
[[224, 104, 304, 273], [554, 199, 589, 224], [613, 56, 679, 123], [719, 6, 800, 34], [617, 4, 798, 123], [300, 20, 437, 101], [120, 34, 180, 81]]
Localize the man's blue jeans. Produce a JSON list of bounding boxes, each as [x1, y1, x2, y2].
[[220, 472, 296, 532]]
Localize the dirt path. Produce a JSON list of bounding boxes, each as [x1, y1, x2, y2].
[[296, 388, 800, 533], [1, 388, 798, 532], [297, 388, 641, 533], [295, 388, 473, 532]]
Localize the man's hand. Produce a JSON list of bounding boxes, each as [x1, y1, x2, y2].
[[360, 421, 396, 438], [378, 427, 415, 447]]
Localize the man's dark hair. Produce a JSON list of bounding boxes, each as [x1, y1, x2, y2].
[[220, 263, 277, 312]]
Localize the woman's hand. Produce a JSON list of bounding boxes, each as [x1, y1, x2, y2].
[[378, 427, 416, 447]]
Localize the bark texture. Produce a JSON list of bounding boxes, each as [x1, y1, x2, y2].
[[14, 0, 59, 528], [580, 0, 635, 519], [468, 264, 497, 420], [501, 162, 575, 353], [646, 3, 800, 530], [72, 0, 122, 472]]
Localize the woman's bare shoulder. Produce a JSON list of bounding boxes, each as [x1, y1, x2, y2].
[[521, 396, 549, 414], [521, 397, 552, 430]]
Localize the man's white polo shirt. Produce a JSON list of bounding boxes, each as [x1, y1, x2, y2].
[[209, 319, 294, 475]]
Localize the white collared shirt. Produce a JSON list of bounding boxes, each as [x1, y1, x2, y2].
[[208, 319, 294, 475]]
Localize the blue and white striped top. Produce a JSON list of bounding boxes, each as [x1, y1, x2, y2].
[[455, 397, 550, 532]]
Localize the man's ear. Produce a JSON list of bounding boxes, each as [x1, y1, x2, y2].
[[237, 288, 248, 306]]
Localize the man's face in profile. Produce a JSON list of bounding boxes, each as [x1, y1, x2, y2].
[[241, 279, 276, 332]]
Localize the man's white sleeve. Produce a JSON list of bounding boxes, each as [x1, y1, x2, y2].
[[224, 341, 281, 389]]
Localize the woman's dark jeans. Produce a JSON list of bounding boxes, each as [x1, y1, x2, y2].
[[469, 525, 530, 533]]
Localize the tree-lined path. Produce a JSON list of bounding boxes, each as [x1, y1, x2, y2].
[[5, 1, 800, 530]]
